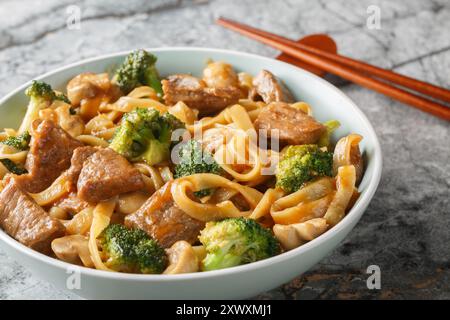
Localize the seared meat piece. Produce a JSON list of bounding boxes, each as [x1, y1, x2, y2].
[[125, 181, 204, 248], [250, 70, 294, 103], [0, 177, 65, 254], [162, 74, 240, 115], [77, 148, 144, 202], [66, 146, 98, 187], [16, 120, 83, 193], [254, 102, 326, 146], [53, 192, 92, 215]]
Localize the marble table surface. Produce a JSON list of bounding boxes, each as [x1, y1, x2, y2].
[[0, 0, 449, 300]]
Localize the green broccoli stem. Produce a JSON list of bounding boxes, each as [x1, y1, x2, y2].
[[146, 66, 163, 97], [202, 242, 242, 271], [0, 159, 28, 175]]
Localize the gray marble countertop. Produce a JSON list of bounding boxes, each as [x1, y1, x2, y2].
[[0, 0, 449, 300]]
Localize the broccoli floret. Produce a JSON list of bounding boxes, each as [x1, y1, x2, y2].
[[276, 144, 333, 193], [0, 132, 31, 175], [0, 159, 28, 175], [1, 132, 30, 150], [98, 224, 167, 274], [174, 139, 222, 197], [174, 140, 221, 178], [318, 120, 340, 148], [25, 80, 56, 101], [19, 80, 68, 133], [113, 49, 163, 96], [109, 108, 185, 165], [55, 92, 71, 104], [199, 218, 280, 271]]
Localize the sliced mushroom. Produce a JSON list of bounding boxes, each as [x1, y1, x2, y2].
[[67, 73, 113, 120], [273, 218, 328, 250], [203, 61, 239, 88], [67, 73, 109, 105], [51, 235, 93, 267], [117, 191, 149, 215], [54, 105, 85, 137], [250, 70, 294, 103], [163, 240, 199, 274], [333, 134, 364, 184]]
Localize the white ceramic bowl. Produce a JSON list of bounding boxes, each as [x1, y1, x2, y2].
[[0, 48, 382, 299]]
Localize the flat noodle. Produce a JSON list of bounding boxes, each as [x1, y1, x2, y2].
[[333, 134, 363, 174], [249, 188, 285, 220], [224, 104, 255, 131], [212, 104, 272, 183], [271, 193, 334, 225], [127, 86, 159, 99], [30, 173, 71, 206], [134, 163, 165, 190], [65, 208, 94, 235], [324, 165, 356, 226], [91, 127, 116, 140], [272, 177, 335, 211], [186, 110, 227, 133], [104, 110, 122, 122], [273, 218, 328, 250], [104, 97, 167, 114], [168, 101, 198, 125], [85, 114, 115, 135], [76, 135, 109, 147], [0, 145, 28, 162], [237, 99, 265, 111], [290, 102, 312, 116], [88, 198, 116, 271], [171, 173, 263, 222]]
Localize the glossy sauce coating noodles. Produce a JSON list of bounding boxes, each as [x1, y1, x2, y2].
[[0, 51, 364, 274]]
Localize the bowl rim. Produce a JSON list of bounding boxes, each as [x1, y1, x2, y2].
[[0, 47, 383, 282]]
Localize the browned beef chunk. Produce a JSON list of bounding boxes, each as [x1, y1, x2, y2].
[[250, 70, 294, 103], [0, 177, 65, 254], [66, 146, 98, 188], [125, 181, 204, 248], [53, 192, 92, 215], [16, 120, 83, 193], [162, 74, 240, 115], [254, 102, 326, 146], [77, 148, 144, 202]]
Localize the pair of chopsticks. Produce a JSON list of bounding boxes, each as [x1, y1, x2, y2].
[[217, 17, 450, 121]]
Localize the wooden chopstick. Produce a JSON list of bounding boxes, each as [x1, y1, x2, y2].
[[217, 17, 450, 121], [218, 17, 450, 104]]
